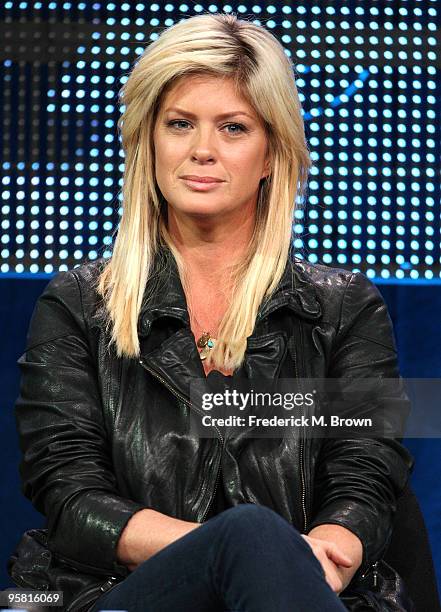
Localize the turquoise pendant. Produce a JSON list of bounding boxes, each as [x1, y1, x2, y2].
[[198, 333, 216, 360]]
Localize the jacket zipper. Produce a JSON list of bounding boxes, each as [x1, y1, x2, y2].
[[258, 301, 308, 532], [287, 335, 308, 533], [139, 358, 224, 522], [359, 560, 379, 586], [288, 334, 308, 533], [371, 561, 379, 588], [354, 562, 381, 609], [255, 307, 308, 533], [200, 445, 223, 521], [66, 575, 120, 612]]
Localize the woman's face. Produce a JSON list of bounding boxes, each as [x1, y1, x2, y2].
[[153, 74, 270, 226]]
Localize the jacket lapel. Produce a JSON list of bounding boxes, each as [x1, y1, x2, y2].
[[138, 248, 323, 402]]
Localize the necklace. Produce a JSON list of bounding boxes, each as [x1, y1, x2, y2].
[[187, 284, 228, 360], [196, 331, 217, 360], [188, 307, 219, 361]]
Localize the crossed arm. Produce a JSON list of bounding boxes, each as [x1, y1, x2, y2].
[[116, 507, 362, 595]]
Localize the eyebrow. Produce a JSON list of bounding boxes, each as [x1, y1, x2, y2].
[[164, 107, 255, 120]]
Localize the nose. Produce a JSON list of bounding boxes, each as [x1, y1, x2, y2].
[[190, 126, 216, 163]]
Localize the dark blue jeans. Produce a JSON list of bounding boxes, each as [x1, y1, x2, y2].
[[90, 504, 348, 612]]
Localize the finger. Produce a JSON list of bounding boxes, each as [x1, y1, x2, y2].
[[321, 559, 344, 594], [303, 535, 353, 566], [324, 542, 353, 567], [301, 536, 349, 590], [300, 537, 336, 582]]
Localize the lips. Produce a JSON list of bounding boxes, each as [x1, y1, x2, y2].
[[180, 175, 224, 183]]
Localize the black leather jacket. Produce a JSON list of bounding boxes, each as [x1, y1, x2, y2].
[[10, 248, 414, 610]]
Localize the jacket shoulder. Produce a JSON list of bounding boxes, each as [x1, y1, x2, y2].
[[291, 259, 385, 326], [41, 258, 106, 316], [42, 258, 105, 295], [25, 259, 107, 350], [68, 257, 107, 286], [293, 259, 353, 287]]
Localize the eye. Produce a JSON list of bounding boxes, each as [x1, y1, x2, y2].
[[166, 120, 248, 135], [224, 123, 247, 135], [167, 119, 190, 130]]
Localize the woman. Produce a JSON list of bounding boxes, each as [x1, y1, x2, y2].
[[9, 13, 414, 612]]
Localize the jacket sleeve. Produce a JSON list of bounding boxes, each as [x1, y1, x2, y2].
[[15, 269, 146, 576], [307, 271, 414, 571]]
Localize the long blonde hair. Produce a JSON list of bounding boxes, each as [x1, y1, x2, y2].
[[97, 13, 312, 372]]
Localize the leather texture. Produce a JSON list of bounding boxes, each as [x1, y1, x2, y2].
[[9, 246, 415, 610], [7, 528, 120, 612]]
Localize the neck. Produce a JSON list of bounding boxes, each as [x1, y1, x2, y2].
[[167, 206, 255, 287]]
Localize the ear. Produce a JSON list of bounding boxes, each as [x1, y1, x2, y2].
[[261, 156, 271, 179]]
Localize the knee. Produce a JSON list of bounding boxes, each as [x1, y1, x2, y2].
[[225, 502, 289, 523], [224, 502, 280, 523], [213, 504, 320, 570]]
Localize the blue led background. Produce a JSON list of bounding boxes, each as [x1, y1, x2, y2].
[[0, 1, 439, 280], [0, 0, 440, 604]]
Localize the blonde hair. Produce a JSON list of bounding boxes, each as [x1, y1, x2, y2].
[[97, 12, 312, 372]]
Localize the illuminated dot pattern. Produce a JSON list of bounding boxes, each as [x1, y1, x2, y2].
[[0, 2, 439, 281]]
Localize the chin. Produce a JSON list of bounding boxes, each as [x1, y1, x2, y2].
[[171, 202, 227, 217]]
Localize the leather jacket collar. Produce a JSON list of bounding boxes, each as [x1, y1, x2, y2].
[[136, 247, 323, 404], [138, 246, 322, 339]]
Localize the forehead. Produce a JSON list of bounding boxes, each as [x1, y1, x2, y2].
[[159, 74, 256, 115]]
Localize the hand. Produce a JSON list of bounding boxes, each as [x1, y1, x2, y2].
[[301, 534, 353, 594]]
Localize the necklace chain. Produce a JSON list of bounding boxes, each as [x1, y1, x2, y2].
[[188, 302, 221, 361]]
